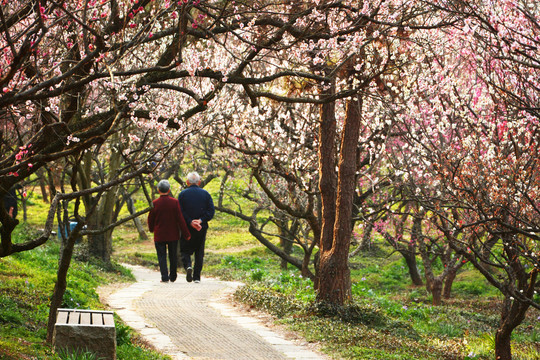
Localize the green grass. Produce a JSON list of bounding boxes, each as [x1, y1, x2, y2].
[[0, 223, 170, 360], [3, 186, 540, 360], [203, 241, 539, 360]]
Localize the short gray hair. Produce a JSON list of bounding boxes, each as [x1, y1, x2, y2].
[[157, 179, 170, 193], [187, 172, 201, 184]]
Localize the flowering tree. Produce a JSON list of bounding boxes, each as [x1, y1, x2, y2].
[[389, 1, 540, 358], [1, 0, 187, 256], [1, 0, 459, 311], [0, 0, 273, 256], [0, 0, 265, 340], [174, 0, 451, 304]]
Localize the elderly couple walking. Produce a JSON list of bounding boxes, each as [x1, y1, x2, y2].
[[147, 172, 215, 283]]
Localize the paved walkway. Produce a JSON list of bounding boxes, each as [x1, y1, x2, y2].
[[102, 264, 329, 360]]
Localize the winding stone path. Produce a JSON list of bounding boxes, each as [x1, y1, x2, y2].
[[102, 264, 328, 360]]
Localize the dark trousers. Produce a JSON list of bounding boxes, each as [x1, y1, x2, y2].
[[155, 240, 178, 282], [180, 227, 207, 281]]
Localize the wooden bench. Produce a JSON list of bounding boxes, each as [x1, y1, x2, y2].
[[53, 308, 116, 359]]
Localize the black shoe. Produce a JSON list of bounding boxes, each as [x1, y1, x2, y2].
[[186, 267, 193, 282], [160, 280, 169, 283]]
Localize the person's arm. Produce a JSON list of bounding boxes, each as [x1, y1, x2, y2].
[[178, 192, 193, 225], [147, 206, 155, 233], [176, 202, 191, 240], [200, 193, 215, 224]]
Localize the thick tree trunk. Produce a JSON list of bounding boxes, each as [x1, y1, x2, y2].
[[442, 267, 457, 299], [85, 138, 122, 264], [87, 194, 116, 262], [429, 278, 443, 306], [316, 83, 337, 292], [88, 231, 111, 263], [400, 249, 423, 286], [318, 94, 362, 305], [318, 251, 351, 304], [495, 297, 529, 360], [495, 325, 512, 360], [317, 99, 337, 252]]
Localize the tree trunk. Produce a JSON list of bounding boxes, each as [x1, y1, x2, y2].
[[318, 251, 351, 304], [495, 297, 529, 360], [407, 212, 424, 286], [359, 222, 373, 251], [318, 94, 362, 305], [315, 82, 337, 292], [422, 253, 444, 306], [442, 267, 457, 299], [430, 278, 443, 306], [280, 239, 293, 270], [20, 190, 28, 222], [400, 249, 423, 286], [46, 166, 57, 200], [270, 213, 294, 270], [124, 191, 148, 240], [37, 168, 49, 203], [46, 225, 83, 342], [495, 327, 512, 360], [88, 230, 111, 263], [86, 138, 122, 264]]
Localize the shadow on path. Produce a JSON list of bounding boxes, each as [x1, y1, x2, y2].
[[101, 264, 329, 360]]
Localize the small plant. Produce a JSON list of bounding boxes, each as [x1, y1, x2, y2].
[[57, 348, 98, 360], [464, 351, 481, 360], [250, 268, 266, 281], [115, 321, 133, 346], [436, 322, 463, 337]]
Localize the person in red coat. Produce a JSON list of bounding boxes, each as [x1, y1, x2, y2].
[[148, 180, 191, 282]]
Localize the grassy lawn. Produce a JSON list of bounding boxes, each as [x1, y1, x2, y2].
[[113, 207, 540, 360], [1, 189, 539, 359], [0, 223, 171, 360]]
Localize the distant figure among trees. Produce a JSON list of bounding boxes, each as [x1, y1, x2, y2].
[[3, 185, 21, 220]]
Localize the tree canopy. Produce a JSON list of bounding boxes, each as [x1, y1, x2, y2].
[[1, 1, 539, 358]]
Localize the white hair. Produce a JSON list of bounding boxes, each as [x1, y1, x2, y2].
[[187, 172, 201, 185], [157, 179, 170, 193]]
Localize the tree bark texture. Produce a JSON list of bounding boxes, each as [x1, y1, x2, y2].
[[400, 248, 424, 286], [276, 215, 293, 270], [86, 138, 122, 264], [125, 191, 148, 240], [37, 168, 49, 203], [46, 226, 83, 342], [495, 297, 529, 360], [430, 278, 443, 306], [317, 91, 337, 256], [317, 94, 362, 304], [443, 268, 457, 299], [316, 83, 337, 292]]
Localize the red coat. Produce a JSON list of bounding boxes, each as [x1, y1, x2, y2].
[[147, 195, 190, 242]]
